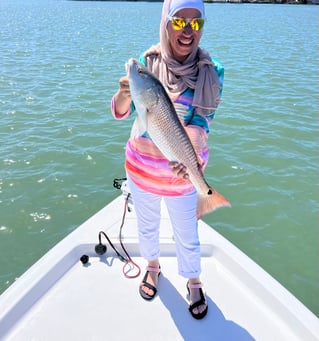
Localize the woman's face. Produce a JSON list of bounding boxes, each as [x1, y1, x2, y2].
[[166, 8, 203, 62]]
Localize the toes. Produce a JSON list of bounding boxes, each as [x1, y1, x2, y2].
[[192, 307, 199, 315], [141, 285, 153, 296], [199, 304, 207, 314], [191, 304, 206, 316]]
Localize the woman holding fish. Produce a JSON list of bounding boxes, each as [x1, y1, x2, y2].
[[111, 0, 229, 320]]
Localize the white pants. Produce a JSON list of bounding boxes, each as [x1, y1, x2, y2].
[[127, 176, 201, 279]]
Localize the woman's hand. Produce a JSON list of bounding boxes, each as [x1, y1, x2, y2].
[[113, 76, 132, 116], [118, 76, 131, 99], [169, 161, 189, 180]]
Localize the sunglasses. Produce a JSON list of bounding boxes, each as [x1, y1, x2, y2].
[[168, 16, 205, 31]]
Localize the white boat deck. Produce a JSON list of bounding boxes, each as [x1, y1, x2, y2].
[[0, 194, 318, 341]]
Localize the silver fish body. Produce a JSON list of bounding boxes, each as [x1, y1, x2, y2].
[[126, 58, 230, 217]]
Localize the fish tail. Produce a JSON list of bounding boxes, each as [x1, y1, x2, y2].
[[196, 188, 231, 219]]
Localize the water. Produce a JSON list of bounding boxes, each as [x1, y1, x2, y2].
[[1, 0, 318, 316]]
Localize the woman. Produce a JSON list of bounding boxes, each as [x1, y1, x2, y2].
[[111, 0, 224, 320]]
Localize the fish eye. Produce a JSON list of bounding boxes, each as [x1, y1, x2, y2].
[[137, 67, 143, 74]]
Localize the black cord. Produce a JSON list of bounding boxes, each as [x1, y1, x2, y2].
[[119, 194, 141, 278], [98, 231, 127, 262], [97, 192, 140, 279]]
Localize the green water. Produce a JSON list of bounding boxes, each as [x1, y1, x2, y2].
[[1, 0, 318, 316]]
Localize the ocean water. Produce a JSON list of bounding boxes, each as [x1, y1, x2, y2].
[[0, 0, 318, 316]]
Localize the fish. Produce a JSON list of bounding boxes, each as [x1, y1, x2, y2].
[[126, 58, 230, 218]]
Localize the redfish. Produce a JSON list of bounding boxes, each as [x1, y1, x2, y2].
[[126, 58, 230, 218]]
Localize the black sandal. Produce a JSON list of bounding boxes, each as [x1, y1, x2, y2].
[[187, 282, 208, 320], [139, 266, 161, 301]]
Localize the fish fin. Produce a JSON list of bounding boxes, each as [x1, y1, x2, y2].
[[196, 188, 231, 219], [197, 155, 205, 172], [135, 107, 148, 136]]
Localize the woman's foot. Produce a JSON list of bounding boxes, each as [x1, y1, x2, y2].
[[139, 262, 161, 301], [187, 280, 208, 319]]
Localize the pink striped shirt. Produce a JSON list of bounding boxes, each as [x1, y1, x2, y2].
[[111, 89, 212, 196]]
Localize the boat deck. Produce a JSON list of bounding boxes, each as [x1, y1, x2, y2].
[[0, 195, 318, 341]]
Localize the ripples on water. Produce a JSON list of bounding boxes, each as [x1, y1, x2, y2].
[[0, 0, 318, 315]]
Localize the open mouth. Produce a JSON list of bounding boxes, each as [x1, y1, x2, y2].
[[178, 38, 194, 47], [126, 58, 136, 76]]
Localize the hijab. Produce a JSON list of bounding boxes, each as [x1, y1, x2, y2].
[[144, 0, 221, 115]]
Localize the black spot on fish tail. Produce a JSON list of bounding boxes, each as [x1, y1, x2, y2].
[[208, 189, 213, 195]]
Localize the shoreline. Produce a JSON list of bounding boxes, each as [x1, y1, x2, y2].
[[70, 0, 319, 4], [205, 0, 318, 3]]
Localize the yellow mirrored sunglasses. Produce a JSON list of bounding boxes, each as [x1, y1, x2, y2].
[[168, 16, 205, 31]]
